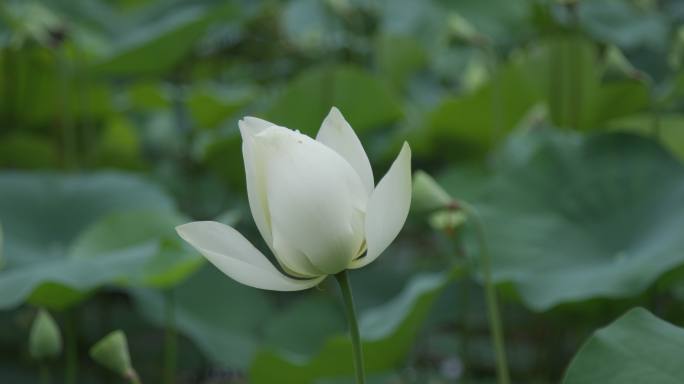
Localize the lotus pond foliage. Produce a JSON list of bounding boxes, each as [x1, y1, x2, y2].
[[1, 0, 684, 383]]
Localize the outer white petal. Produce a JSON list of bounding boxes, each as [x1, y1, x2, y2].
[[350, 142, 412, 269], [176, 221, 325, 291], [256, 126, 367, 275], [239, 117, 278, 247], [316, 107, 375, 195]]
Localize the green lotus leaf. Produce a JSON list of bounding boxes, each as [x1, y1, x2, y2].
[[0, 172, 176, 309], [265, 65, 402, 136], [563, 307, 684, 383], [470, 130, 684, 310], [69, 209, 203, 289], [130, 266, 275, 370], [249, 267, 464, 384], [94, 4, 237, 76]]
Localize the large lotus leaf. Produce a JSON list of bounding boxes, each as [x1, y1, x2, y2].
[[375, 35, 427, 91], [420, 55, 544, 157], [420, 36, 640, 153], [578, 0, 668, 50], [187, 84, 255, 130], [537, 36, 649, 131], [586, 82, 649, 127], [69, 209, 203, 288], [127, 82, 170, 110], [130, 266, 275, 370], [439, 0, 532, 45], [265, 65, 402, 136], [92, 116, 144, 169], [0, 45, 113, 130], [608, 114, 684, 162], [249, 267, 463, 384], [374, 0, 530, 49], [0, 172, 173, 266], [542, 36, 600, 131], [282, 0, 345, 51], [94, 4, 236, 76], [70, 209, 183, 259], [563, 307, 684, 383], [0, 132, 58, 169], [0, 243, 158, 309], [262, 295, 345, 357], [424, 37, 649, 155], [0, 222, 3, 269], [472, 130, 684, 310], [0, 172, 175, 309]]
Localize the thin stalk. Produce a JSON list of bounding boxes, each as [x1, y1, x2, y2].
[[76, 45, 93, 166], [127, 369, 143, 384], [650, 94, 661, 140], [459, 269, 472, 379], [625, 66, 660, 140], [163, 289, 177, 384], [40, 363, 50, 384], [334, 270, 366, 384], [568, 3, 582, 131], [480, 44, 502, 140], [645, 77, 661, 141], [2, 47, 15, 129], [459, 201, 510, 384], [64, 311, 78, 384], [57, 47, 76, 169]]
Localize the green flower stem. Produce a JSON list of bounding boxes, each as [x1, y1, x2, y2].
[[163, 289, 177, 384], [480, 43, 502, 138], [650, 93, 661, 140], [40, 363, 50, 384], [57, 46, 76, 169], [459, 201, 510, 384], [65, 311, 78, 384], [568, 3, 582, 131], [127, 369, 142, 384], [334, 270, 366, 384], [642, 75, 661, 141], [458, 273, 471, 378]]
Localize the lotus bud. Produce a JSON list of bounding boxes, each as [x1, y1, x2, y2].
[[447, 13, 485, 45], [90, 330, 139, 382], [412, 171, 453, 212], [429, 210, 468, 233], [29, 309, 62, 360], [176, 107, 412, 291]]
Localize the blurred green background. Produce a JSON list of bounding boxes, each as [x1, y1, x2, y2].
[[1, 0, 684, 383]]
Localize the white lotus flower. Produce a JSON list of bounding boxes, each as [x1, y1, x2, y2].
[[176, 107, 412, 291]]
